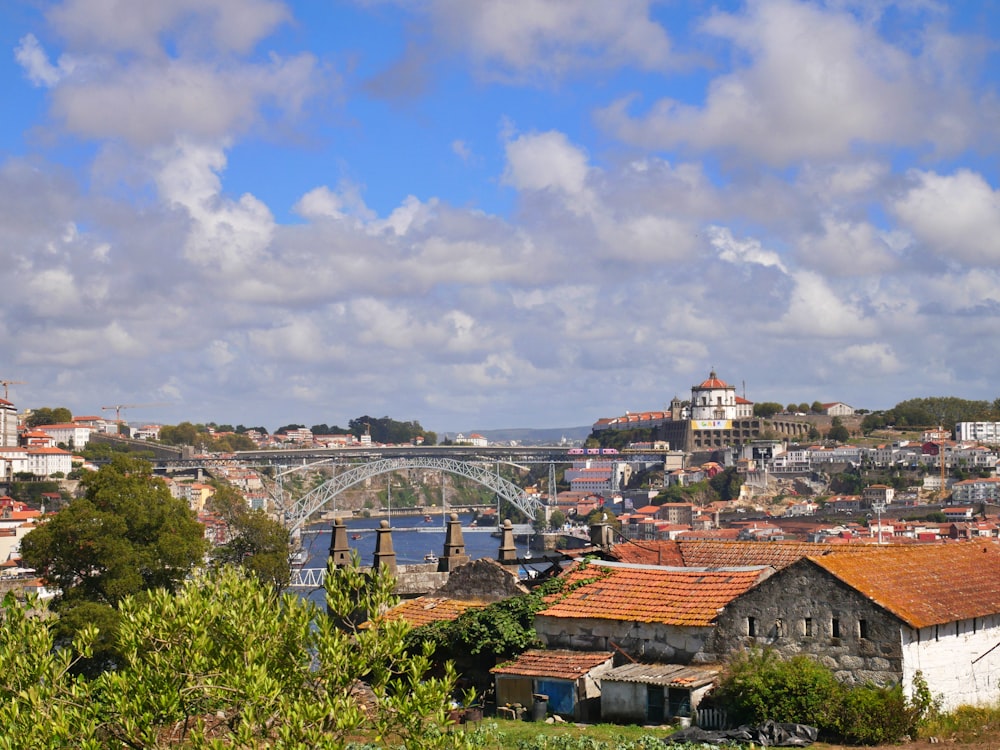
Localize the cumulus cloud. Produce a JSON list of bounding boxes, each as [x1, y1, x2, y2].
[[47, 0, 290, 57], [387, 0, 675, 83], [597, 0, 985, 164], [14, 34, 75, 87], [892, 169, 1000, 266]]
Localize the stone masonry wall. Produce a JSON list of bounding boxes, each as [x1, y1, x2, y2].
[[535, 614, 712, 664], [704, 559, 904, 687]]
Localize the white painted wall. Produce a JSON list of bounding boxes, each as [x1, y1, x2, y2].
[[901, 614, 1000, 711]]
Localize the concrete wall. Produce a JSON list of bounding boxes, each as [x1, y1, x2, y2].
[[706, 559, 904, 686], [536, 615, 712, 664], [901, 615, 1000, 711]]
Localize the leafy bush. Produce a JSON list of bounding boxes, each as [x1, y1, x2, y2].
[[714, 648, 935, 744], [714, 649, 842, 728]]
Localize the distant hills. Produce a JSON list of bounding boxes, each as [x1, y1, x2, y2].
[[448, 426, 592, 445]]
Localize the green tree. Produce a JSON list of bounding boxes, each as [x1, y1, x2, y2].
[[0, 562, 468, 749], [207, 483, 291, 588], [709, 467, 744, 501], [811, 401, 825, 414], [26, 406, 73, 427], [753, 402, 784, 418], [827, 417, 850, 443], [549, 509, 567, 528], [20, 455, 207, 669]]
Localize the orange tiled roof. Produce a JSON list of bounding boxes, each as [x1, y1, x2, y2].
[[609, 539, 872, 569], [537, 563, 767, 627], [491, 649, 613, 678], [382, 597, 488, 628], [808, 541, 1000, 629]]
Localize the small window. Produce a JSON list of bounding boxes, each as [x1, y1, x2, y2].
[[748, 616, 757, 637], [832, 618, 841, 638], [859, 620, 869, 639], [804, 617, 813, 637]]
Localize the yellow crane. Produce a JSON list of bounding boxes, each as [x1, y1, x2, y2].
[[0, 380, 25, 400]]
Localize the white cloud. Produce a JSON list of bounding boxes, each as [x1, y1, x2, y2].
[[796, 217, 902, 277], [709, 226, 788, 273], [892, 169, 1000, 265], [50, 54, 320, 147], [417, 0, 674, 82], [831, 343, 902, 375], [14, 34, 75, 87], [503, 130, 590, 196], [598, 0, 983, 164], [47, 0, 290, 57]]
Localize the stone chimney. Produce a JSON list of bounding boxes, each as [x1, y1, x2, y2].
[[438, 512, 470, 572], [589, 512, 615, 550], [373, 519, 397, 574], [328, 517, 352, 568], [497, 519, 518, 565]]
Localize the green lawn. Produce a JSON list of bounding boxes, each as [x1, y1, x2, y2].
[[462, 718, 676, 749]]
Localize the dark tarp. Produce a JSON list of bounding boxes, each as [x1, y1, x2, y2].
[[664, 720, 818, 747]]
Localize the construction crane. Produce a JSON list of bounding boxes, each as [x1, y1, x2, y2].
[[101, 402, 168, 431], [0, 380, 25, 400]]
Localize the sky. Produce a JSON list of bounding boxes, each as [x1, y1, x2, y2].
[[1, 0, 999, 434]]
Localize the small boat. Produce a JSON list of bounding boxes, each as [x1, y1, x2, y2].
[[424, 514, 433, 523], [351, 533, 362, 540], [424, 552, 439, 564], [289, 549, 308, 566]]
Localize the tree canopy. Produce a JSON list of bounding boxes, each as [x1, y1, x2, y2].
[[25, 406, 73, 427], [348, 415, 436, 445], [206, 483, 291, 589], [0, 561, 467, 748], [20, 455, 207, 666]]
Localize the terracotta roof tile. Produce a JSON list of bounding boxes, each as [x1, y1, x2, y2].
[[609, 539, 873, 568], [383, 597, 488, 628], [808, 541, 1000, 629], [491, 649, 613, 679], [538, 563, 767, 627]]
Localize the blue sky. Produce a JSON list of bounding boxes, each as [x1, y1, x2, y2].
[[1, 0, 999, 433]]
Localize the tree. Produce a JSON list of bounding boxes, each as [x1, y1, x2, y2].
[[20, 455, 207, 668], [811, 401, 825, 414], [549, 509, 567, 529], [207, 483, 291, 589], [26, 406, 73, 427], [754, 402, 784, 418], [0, 562, 469, 749], [827, 417, 850, 443]]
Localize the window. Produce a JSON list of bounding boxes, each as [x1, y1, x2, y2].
[[831, 618, 841, 638], [804, 617, 813, 637], [859, 619, 869, 639], [747, 616, 757, 637]]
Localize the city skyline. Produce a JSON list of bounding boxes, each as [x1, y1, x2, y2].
[[1, 1, 999, 432]]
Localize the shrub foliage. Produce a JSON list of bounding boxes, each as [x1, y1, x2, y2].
[[713, 648, 934, 745]]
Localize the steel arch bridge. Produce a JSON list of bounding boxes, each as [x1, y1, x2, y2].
[[279, 456, 540, 533]]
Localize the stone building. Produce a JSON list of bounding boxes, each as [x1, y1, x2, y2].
[[534, 560, 772, 663], [705, 542, 1000, 711]]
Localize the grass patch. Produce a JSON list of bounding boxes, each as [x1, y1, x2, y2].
[[919, 703, 1000, 743], [464, 719, 673, 749]]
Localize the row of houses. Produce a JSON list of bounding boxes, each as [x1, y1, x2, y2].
[[386, 536, 1000, 725]]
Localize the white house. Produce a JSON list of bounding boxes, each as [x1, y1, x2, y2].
[[955, 422, 1000, 443], [36, 423, 93, 449], [709, 542, 1000, 712]]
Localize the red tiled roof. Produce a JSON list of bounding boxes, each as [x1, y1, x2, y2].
[[491, 649, 613, 679], [609, 538, 873, 569], [808, 541, 1000, 629], [695, 371, 731, 389], [538, 563, 767, 627], [383, 597, 488, 628]]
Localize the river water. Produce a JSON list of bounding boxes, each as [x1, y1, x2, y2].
[[296, 512, 531, 568]]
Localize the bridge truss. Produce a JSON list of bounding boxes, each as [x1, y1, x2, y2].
[[277, 456, 541, 533]]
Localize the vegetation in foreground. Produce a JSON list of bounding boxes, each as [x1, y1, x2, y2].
[[711, 648, 938, 745], [0, 560, 467, 749]]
